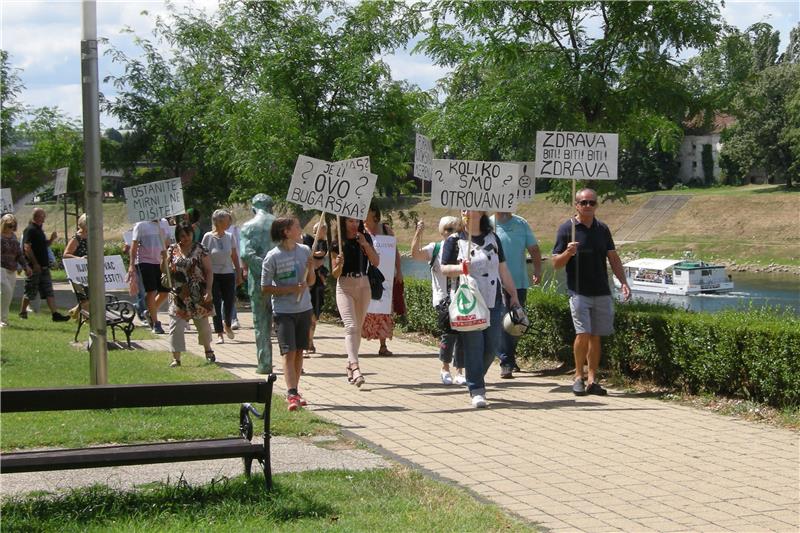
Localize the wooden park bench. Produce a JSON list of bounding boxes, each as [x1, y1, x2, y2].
[[0, 376, 278, 490], [70, 281, 137, 348]]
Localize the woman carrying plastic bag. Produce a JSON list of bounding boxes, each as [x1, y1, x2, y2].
[[440, 210, 520, 408]]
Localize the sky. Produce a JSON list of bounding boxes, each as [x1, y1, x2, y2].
[[1, 0, 798, 130]]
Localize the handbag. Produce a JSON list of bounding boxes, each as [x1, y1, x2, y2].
[[160, 248, 173, 289], [435, 294, 454, 334], [367, 263, 385, 300], [449, 274, 490, 332]]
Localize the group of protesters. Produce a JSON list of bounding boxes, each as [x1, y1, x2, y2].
[[0, 187, 631, 412]]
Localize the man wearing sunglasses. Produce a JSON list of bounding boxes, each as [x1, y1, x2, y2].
[[552, 188, 630, 396]]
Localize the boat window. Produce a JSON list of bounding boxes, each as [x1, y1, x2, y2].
[[702, 269, 711, 276], [674, 270, 684, 275]]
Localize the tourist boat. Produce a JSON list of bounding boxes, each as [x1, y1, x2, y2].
[[614, 258, 734, 295]]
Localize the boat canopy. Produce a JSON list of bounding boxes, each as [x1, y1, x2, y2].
[[622, 258, 683, 271]]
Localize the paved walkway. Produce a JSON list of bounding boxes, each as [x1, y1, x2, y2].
[[138, 309, 798, 533]]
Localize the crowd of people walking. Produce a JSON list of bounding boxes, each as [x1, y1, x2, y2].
[[0, 188, 630, 411]]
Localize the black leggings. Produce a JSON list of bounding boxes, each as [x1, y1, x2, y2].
[[211, 272, 236, 333]]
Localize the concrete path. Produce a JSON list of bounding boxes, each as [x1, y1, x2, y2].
[[138, 310, 799, 533]]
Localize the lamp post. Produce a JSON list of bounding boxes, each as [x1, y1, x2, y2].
[[81, 0, 107, 384]]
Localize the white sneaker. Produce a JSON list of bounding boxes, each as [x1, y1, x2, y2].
[[471, 394, 488, 408], [216, 335, 225, 344], [440, 370, 453, 385], [231, 319, 240, 330], [454, 373, 466, 385]]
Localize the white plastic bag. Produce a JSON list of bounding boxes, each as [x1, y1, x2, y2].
[[449, 275, 489, 332]]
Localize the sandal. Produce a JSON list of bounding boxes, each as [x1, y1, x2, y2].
[[169, 359, 181, 367], [205, 350, 216, 363], [347, 362, 365, 387]]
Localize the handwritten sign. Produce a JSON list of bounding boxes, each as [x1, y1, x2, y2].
[[122, 230, 133, 246], [1, 188, 13, 213], [287, 155, 377, 220], [515, 162, 536, 204], [414, 134, 433, 181], [431, 159, 518, 211], [123, 178, 185, 223], [534, 131, 618, 180], [367, 234, 396, 314], [53, 167, 69, 196], [62, 255, 128, 291]]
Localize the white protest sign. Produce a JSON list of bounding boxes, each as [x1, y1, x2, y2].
[[516, 162, 536, 204], [53, 167, 69, 196], [414, 134, 433, 181], [123, 178, 185, 223], [62, 255, 128, 291], [534, 131, 618, 180], [1, 188, 13, 213], [287, 155, 377, 220], [367, 234, 396, 315], [431, 159, 519, 211], [122, 230, 133, 246]]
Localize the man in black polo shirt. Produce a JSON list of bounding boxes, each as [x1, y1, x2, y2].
[[552, 188, 630, 395], [20, 208, 70, 321]]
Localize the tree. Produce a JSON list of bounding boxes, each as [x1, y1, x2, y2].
[[1, 50, 24, 149], [720, 63, 800, 188], [103, 0, 431, 206], [416, 0, 721, 201]]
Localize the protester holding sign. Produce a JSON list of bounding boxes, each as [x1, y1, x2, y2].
[[261, 217, 316, 411], [330, 216, 379, 387], [1, 214, 30, 327], [362, 203, 402, 356], [410, 216, 466, 385], [552, 188, 630, 396], [440, 210, 520, 408], [202, 209, 242, 344], [165, 222, 216, 367], [128, 219, 170, 334]]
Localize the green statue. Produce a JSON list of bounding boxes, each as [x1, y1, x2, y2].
[[240, 194, 275, 374]]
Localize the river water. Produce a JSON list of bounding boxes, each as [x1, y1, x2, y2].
[[401, 257, 800, 315]]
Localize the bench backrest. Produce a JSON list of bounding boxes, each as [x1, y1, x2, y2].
[[1, 378, 276, 413]]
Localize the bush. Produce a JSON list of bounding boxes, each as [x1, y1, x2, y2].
[[398, 279, 800, 408], [49, 241, 130, 270]]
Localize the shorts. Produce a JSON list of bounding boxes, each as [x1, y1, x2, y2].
[[24, 268, 54, 300], [274, 309, 312, 355], [138, 263, 170, 293], [569, 292, 614, 336]]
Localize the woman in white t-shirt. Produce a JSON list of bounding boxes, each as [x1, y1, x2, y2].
[[411, 216, 465, 386], [201, 209, 242, 344]]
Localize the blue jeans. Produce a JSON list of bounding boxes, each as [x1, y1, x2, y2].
[[133, 267, 146, 319], [439, 333, 464, 369], [498, 288, 529, 370], [459, 294, 503, 396]]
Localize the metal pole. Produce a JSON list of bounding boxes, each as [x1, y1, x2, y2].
[[81, 0, 107, 384]]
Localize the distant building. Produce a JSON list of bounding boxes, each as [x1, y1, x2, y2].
[[679, 114, 766, 184]]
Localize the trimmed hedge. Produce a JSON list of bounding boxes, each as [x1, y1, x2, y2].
[[399, 278, 800, 408], [49, 242, 129, 270]]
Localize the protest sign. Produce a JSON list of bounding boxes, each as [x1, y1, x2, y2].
[[430, 159, 519, 211], [54, 167, 69, 196], [1, 188, 13, 213], [287, 155, 377, 220], [122, 230, 133, 246], [123, 178, 185, 223], [367, 234, 396, 315], [534, 131, 618, 180], [63, 255, 128, 291], [414, 134, 433, 182]]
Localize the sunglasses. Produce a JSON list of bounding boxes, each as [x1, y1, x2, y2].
[[443, 227, 455, 232], [577, 200, 597, 207]]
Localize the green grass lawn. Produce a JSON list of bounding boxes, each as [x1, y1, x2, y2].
[[0, 305, 535, 532], [1, 468, 532, 532], [0, 306, 335, 449]]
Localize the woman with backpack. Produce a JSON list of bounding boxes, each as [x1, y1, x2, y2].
[[410, 216, 465, 386], [439, 210, 520, 408]]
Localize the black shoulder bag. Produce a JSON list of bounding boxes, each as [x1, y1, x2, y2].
[[361, 235, 385, 300]]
